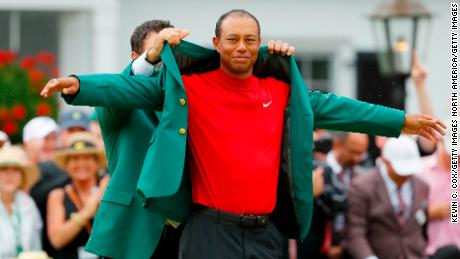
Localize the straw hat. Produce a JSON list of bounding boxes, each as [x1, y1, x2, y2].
[[54, 132, 107, 170], [0, 146, 40, 190]]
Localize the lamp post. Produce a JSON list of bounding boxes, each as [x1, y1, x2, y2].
[[369, 0, 431, 109]]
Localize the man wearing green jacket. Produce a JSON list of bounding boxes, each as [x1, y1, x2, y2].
[[42, 9, 445, 259], [85, 20, 182, 259]]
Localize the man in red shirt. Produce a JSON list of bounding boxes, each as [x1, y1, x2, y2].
[[41, 9, 446, 259]]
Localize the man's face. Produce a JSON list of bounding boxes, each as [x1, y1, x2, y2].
[[23, 131, 58, 163], [385, 160, 411, 183], [213, 15, 261, 78], [41, 131, 58, 161], [335, 133, 369, 168], [131, 31, 159, 59]]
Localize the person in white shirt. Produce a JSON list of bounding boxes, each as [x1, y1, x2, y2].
[[0, 146, 42, 259]]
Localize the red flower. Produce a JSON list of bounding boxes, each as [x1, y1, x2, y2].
[[36, 103, 52, 116], [20, 56, 36, 70], [2, 120, 18, 135], [11, 104, 27, 120], [29, 69, 45, 84], [0, 50, 16, 64], [36, 51, 55, 65], [0, 107, 9, 120]]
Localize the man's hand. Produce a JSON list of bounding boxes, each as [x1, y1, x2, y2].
[[402, 114, 446, 140], [40, 77, 80, 98], [268, 40, 295, 56], [410, 51, 427, 87], [146, 28, 190, 64]]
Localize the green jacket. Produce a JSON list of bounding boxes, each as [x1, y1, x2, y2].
[[84, 66, 165, 259], [65, 41, 404, 243]]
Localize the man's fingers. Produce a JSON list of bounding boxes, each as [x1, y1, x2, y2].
[[170, 29, 189, 46], [435, 118, 448, 129], [280, 43, 289, 55], [180, 30, 190, 40], [274, 40, 283, 53], [433, 123, 447, 136], [421, 115, 447, 128], [268, 40, 295, 56], [41, 78, 62, 97], [167, 33, 181, 46], [159, 28, 189, 47], [428, 127, 442, 141], [41, 77, 78, 97], [420, 128, 435, 141], [422, 116, 447, 136]]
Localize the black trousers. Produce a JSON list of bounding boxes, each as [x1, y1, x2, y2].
[[151, 224, 184, 259], [178, 210, 288, 259]]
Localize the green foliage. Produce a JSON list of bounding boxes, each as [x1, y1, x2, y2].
[[0, 50, 59, 143]]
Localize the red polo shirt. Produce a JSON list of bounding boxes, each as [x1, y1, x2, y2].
[[183, 69, 289, 214]]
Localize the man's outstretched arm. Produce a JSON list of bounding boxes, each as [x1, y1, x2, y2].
[[310, 91, 446, 140], [41, 28, 190, 110], [41, 70, 165, 111]]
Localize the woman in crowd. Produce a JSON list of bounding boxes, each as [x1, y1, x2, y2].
[[47, 132, 109, 259], [0, 146, 42, 258]]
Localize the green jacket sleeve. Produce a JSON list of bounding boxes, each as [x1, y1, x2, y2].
[[309, 91, 405, 137], [62, 67, 165, 111], [97, 64, 133, 132]]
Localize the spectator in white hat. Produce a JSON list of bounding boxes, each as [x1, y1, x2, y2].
[[346, 136, 429, 259], [0, 146, 43, 259], [23, 117, 59, 164], [23, 117, 69, 258]]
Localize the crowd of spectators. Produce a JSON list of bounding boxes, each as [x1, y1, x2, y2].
[[0, 110, 108, 259], [291, 53, 459, 259]]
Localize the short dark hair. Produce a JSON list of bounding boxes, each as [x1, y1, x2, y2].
[[214, 9, 260, 39], [130, 20, 174, 54]]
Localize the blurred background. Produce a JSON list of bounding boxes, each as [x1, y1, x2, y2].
[[0, 1, 456, 259]]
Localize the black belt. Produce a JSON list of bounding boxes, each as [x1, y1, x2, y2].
[[193, 205, 270, 228]]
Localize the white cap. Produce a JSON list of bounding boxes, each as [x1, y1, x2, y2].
[[23, 117, 58, 142], [382, 135, 422, 176]]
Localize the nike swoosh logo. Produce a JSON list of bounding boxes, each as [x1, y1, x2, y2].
[[263, 101, 272, 108]]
